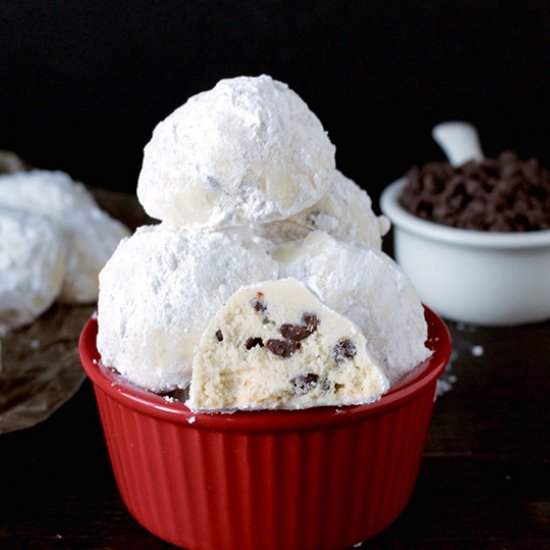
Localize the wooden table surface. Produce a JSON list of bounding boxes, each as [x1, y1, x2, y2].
[[1, 190, 549, 549]]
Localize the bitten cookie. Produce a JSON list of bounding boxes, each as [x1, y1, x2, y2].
[[187, 278, 389, 411], [274, 231, 431, 385], [0, 206, 66, 335]]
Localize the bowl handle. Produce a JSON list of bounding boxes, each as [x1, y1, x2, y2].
[[432, 121, 484, 166]]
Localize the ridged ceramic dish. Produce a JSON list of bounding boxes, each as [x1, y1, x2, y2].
[[80, 307, 451, 550], [381, 178, 550, 326]]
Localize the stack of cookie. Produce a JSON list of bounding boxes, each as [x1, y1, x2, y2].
[[96, 75, 430, 410]]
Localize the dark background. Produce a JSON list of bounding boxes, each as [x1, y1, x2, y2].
[[1, 5, 550, 548], [1, 1, 549, 203]]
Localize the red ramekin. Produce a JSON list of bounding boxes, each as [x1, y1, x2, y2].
[[80, 307, 451, 550]]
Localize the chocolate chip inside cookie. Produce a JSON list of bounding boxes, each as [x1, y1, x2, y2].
[[280, 313, 319, 341]]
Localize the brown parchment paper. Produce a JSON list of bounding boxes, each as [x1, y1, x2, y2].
[[0, 304, 95, 434], [0, 151, 148, 434]]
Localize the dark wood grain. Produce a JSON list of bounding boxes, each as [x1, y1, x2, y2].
[[0, 191, 548, 549]]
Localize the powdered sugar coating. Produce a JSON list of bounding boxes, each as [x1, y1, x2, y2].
[[0, 207, 66, 335], [0, 170, 97, 214], [137, 75, 336, 228], [97, 224, 279, 392], [255, 170, 390, 248], [59, 208, 130, 303], [274, 231, 431, 385], [0, 170, 129, 303]]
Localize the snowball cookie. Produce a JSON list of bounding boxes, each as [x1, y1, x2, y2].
[[187, 278, 389, 411], [59, 208, 131, 303], [137, 74, 336, 228], [97, 224, 279, 392], [273, 231, 431, 385], [0, 170, 97, 213], [0, 170, 130, 303], [0, 207, 66, 335], [255, 170, 390, 248]]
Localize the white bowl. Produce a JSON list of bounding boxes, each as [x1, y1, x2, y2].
[[380, 178, 550, 326]]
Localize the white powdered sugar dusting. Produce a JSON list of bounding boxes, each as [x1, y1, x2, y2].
[[0, 207, 66, 335], [0, 169, 130, 304], [254, 169, 390, 249], [97, 224, 279, 392], [137, 75, 336, 228], [0, 170, 97, 215], [58, 207, 130, 303], [436, 350, 458, 397], [471, 344, 484, 357]]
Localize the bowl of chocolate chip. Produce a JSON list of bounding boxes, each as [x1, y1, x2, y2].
[[381, 122, 550, 326]]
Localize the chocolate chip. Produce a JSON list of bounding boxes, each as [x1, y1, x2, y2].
[[290, 373, 319, 393], [253, 301, 266, 313], [245, 337, 264, 350], [306, 210, 321, 228], [399, 152, 550, 232], [215, 329, 223, 342], [280, 323, 306, 341], [280, 313, 319, 341], [302, 313, 319, 333], [252, 291, 267, 313], [265, 339, 300, 358], [333, 339, 356, 363]]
